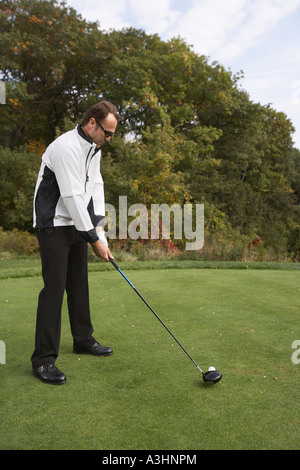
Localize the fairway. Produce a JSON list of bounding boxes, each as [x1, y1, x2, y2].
[[0, 263, 299, 450]]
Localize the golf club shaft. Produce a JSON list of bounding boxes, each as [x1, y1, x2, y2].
[[109, 258, 204, 375]]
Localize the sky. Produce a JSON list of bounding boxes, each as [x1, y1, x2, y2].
[[64, 0, 300, 150]]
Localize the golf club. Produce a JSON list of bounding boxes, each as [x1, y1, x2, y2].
[[109, 258, 222, 384]]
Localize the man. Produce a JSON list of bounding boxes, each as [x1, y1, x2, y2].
[[31, 101, 120, 385]]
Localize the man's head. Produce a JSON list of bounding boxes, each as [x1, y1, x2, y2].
[[81, 101, 120, 147]]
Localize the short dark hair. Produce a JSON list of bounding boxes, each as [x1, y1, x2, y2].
[[81, 100, 120, 126]]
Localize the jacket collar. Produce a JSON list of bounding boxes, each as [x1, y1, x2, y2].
[[77, 125, 101, 154], [77, 124, 93, 144]]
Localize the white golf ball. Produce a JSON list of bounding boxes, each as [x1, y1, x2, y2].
[[208, 366, 216, 371]]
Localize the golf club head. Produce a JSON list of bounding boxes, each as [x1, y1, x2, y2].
[[203, 370, 222, 384]]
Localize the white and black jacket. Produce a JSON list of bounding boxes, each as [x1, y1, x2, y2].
[[33, 125, 105, 244]]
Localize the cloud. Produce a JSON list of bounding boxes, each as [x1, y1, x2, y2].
[[166, 0, 248, 57], [66, 0, 131, 30], [127, 0, 180, 36], [162, 0, 300, 62], [216, 0, 300, 62]]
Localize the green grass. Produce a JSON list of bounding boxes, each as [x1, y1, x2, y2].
[[0, 259, 299, 450], [0, 255, 299, 280]]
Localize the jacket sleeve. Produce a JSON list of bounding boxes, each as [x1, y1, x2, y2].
[[92, 170, 105, 225], [63, 195, 99, 243]]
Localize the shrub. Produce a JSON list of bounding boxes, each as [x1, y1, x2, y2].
[[0, 227, 39, 255]]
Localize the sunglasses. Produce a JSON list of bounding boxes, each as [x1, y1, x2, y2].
[[95, 119, 115, 138]]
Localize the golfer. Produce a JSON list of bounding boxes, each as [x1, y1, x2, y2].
[[31, 101, 120, 385]]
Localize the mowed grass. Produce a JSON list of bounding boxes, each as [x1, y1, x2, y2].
[[0, 262, 299, 450]]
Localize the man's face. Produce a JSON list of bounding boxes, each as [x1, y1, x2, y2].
[[87, 113, 118, 147]]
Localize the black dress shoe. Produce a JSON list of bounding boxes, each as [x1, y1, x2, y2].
[[73, 341, 113, 357], [33, 362, 67, 385]]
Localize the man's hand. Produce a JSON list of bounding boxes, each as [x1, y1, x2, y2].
[[96, 226, 108, 246], [91, 240, 113, 262]]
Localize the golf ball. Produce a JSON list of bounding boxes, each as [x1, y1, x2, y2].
[[208, 366, 216, 371]]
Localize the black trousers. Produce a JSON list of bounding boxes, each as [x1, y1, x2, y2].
[[31, 226, 95, 368]]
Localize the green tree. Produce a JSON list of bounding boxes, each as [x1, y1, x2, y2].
[[0, 0, 107, 146], [102, 123, 187, 208], [0, 146, 41, 231]]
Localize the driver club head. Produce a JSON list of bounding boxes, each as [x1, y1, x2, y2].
[[202, 370, 222, 384]]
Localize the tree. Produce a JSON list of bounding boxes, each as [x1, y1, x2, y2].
[[0, 0, 107, 146], [0, 146, 41, 231]]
